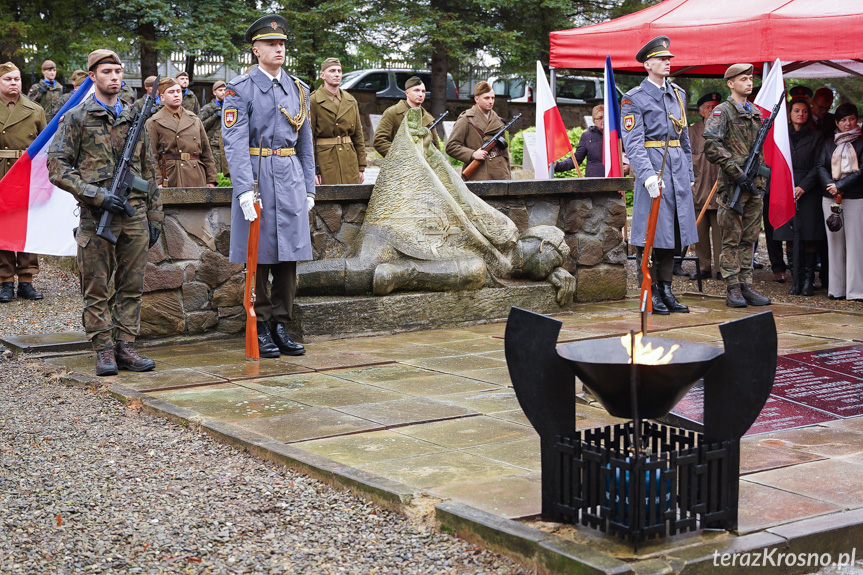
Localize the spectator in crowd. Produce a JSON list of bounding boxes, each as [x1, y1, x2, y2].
[[27, 59, 64, 122], [817, 102, 863, 301], [554, 105, 605, 176], [781, 97, 826, 295], [199, 80, 227, 175], [688, 92, 722, 281], [176, 71, 200, 114], [447, 81, 511, 181], [146, 77, 217, 188], [374, 75, 438, 158], [812, 87, 835, 140]]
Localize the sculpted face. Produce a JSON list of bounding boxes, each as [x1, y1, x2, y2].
[[253, 39, 285, 71], [320, 65, 341, 88], [475, 91, 495, 113], [0, 69, 22, 99], [405, 83, 425, 108], [162, 84, 183, 109], [514, 226, 569, 280], [89, 63, 123, 98]]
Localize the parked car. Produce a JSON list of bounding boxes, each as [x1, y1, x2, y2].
[[488, 76, 533, 102], [340, 69, 459, 100]]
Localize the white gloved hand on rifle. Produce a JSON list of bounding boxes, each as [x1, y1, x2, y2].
[[644, 174, 665, 199], [238, 190, 258, 222]]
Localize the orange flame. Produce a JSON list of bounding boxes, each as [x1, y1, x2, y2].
[[620, 333, 679, 365]]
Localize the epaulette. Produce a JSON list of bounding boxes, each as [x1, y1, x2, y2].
[[228, 74, 250, 87], [625, 86, 641, 96], [290, 75, 309, 90]]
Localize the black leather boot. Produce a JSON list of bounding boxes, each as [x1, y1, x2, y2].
[[741, 283, 771, 306], [257, 321, 281, 358], [802, 252, 817, 296], [95, 346, 118, 376], [672, 260, 687, 276], [115, 341, 156, 372], [659, 281, 689, 313], [270, 322, 305, 356], [0, 282, 14, 303], [651, 286, 669, 315], [726, 284, 747, 308], [16, 282, 43, 300]]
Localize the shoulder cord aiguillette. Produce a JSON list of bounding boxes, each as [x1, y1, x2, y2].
[[277, 80, 308, 129]]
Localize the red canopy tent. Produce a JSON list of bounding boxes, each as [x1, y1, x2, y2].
[[550, 0, 863, 77]]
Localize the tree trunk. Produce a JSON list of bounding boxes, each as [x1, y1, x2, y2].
[[430, 39, 447, 119], [185, 55, 196, 83], [139, 21, 158, 80]]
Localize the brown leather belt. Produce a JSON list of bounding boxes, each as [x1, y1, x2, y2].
[[249, 147, 295, 157], [0, 149, 25, 159], [316, 136, 352, 146], [162, 153, 199, 161]]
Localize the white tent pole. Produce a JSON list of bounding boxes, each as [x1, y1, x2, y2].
[[550, 66, 557, 102], [763, 61, 771, 79]]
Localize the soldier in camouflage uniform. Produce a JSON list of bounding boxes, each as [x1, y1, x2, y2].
[[133, 76, 163, 115], [27, 59, 64, 122], [703, 63, 771, 308], [199, 80, 227, 174], [47, 49, 163, 376], [176, 71, 200, 114], [57, 70, 87, 110]]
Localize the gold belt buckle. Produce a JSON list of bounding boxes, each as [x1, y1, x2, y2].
[[180, 152, 191, 161], [262, 148, 273, 157]]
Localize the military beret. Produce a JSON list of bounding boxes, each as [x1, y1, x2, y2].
[[157, 77, 179, 95], [245, 14, 288, 43], [212, 80, 226, 92], [87, 49, 121, 71], [636, 36, 674, 63], [404, 76, 423, 90], [143, 75, 157, 87], [42, 59, 56, 70], [788, 85, 813, 99], [697, 92, 722, 107], [175, 71, 189, 79], [320, 58, 341, 73], [474, 81, 492, 97], [69, 69, 87, 87], [0, 62, 19, 79], [724, 63, 754, 80]]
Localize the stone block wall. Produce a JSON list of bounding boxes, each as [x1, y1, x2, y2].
[[142, 179, 632, 338]]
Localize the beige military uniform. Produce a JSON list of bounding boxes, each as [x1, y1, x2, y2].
[[0, 96, 46, 281], [446, 105, 511, 181], [146, 106, 217, 187], [373, 100, 439, 158], [309, 86, 365, 184]]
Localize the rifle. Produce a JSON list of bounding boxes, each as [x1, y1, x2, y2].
[[428, 111, 448, 133], [159, 142, 167, 186], [96, 74, 161, 244], [727, 95, 784, 215], [639, 134, 671, 333], [462, 113, 522, 181], [244, 138, 264, 361]]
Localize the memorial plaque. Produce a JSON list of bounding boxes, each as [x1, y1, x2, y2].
[[772, 356, 863, 418], [785, 344, 863, 380], [522, 132, 537, 174]]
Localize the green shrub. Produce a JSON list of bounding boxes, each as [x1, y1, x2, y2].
[[217, 173, 231, 187]]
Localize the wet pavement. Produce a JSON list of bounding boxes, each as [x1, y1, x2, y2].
[[36, 293, 863, 573]]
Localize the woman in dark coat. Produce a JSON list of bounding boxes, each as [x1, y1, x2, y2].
[[779, 97, 826, 295], [817, 102, 863, 301]]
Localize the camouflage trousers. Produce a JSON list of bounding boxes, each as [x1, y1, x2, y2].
[[76, 210, 149, 349], [718, 190, 762, 286]]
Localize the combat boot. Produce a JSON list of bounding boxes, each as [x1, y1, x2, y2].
[[801, 252, 817, 297], [95, 347, 118, 376], [0, 282, 14, 303], [740, 283, 771, 306], [726, 284, 747, 308], [16, 282, 43, 300], [651, 285, 669, 315], [257, 321, 280, 358], [658, 281, 689, 313], [270, 322, 305, 356], [114, 341, 156, 372]]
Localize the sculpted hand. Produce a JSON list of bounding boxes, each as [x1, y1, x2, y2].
[[306, 196, 315, 212], [549, 267, 576, 306], [644, 175, 664, 198], [238, 190, 257, 222]]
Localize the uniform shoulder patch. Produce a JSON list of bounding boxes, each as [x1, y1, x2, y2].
[[713, 110, 722, 116], [224, 88, 237, 97], [224, 108, 238, 128], [620, 98, 632, 107], [623, 114, 635, 131]]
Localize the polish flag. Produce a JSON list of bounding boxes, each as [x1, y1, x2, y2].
[[603, 56, 623, 178], [535, 60, 573, 179], [0, 77, 95, 256], [754, 59, 794, 229]]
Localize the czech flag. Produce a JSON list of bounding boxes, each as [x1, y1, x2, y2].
[[753, 59, 795, 230], [0, 77, 95, 256], [535, 60, 573, 179], [603, 56, 623, 178]]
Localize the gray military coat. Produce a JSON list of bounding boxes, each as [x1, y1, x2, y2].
[[621, 78, 697, 249], [222, 67, 315, 265]]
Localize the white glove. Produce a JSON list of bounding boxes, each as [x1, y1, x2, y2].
[[238, 190, 257, 222], [644, 175, 665, 199], [306, 196, 315, 212]]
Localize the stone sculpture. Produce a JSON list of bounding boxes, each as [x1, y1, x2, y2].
[[298, 107, 576, 305]]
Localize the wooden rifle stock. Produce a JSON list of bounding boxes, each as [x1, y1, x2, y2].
[[244, 200, 261, 360], [462, 147, 494, 181], [639, 195, 662, 315]]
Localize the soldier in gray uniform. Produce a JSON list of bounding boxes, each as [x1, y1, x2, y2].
[[621, 36, 697, 315], [223, 14, 314, 358]]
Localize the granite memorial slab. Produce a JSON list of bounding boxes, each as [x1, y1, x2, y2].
[[771, 356, 863, 418], [785, 344, 863, 380]]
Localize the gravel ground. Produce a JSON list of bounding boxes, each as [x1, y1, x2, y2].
[[0, 257, 81, 338], [0, 358, 529, 574]]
